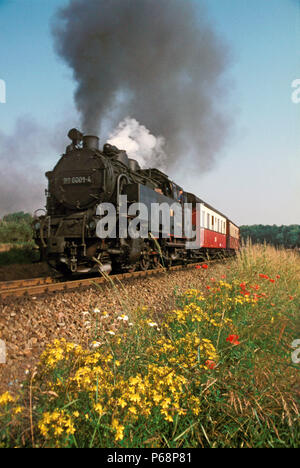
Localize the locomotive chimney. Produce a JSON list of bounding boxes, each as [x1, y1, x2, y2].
[[83, 135, 100, 151]]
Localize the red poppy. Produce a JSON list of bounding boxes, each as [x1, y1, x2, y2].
[[289, 296, 294, 301], [205, 360, 216, 370], [195, 265, 201, 269], [276, 275, 281, 279], [241, 290, 250, 296], [269, 279, 275, 283], [210, 277, 216, 282], [206, 286, 211, 290], [240, 282, 246, 290], [221, 275, 226, 279], [259, 274, 269, 279], [202, 264, 208, 269], [226, 334, 240, 346]]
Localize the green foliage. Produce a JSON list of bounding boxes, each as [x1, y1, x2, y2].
[[0, 243, 39, 266], [240, 225, 300, 249], [0, 212, 34, 244]]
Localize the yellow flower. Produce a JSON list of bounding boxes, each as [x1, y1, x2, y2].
[[117, 398, 127, 408], [14, 406, 24, 415], [94, 403, 104, 416], [128, 406, 137, 415], [54, 426, 64, 437], [0, 392, 15, 406]]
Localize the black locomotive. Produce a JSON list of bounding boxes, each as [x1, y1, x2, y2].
[[34, 129, 237, 275], [33, 129, 194, 274]]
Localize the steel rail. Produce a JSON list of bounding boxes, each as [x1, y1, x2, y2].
[[0, 260, 219, 300], [0, 276, 55, 292]]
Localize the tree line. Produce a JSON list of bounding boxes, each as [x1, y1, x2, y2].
[[0, 213, 299, 249], [240, 225, 300, 249]]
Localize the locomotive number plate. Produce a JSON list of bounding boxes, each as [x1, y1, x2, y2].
[[63, 176, 92, 185]]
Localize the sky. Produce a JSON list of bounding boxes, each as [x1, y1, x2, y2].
[[0, 0, 299, 225]]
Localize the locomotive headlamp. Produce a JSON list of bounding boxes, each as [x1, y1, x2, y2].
[[89, 220, 96, 230], [34, 222, 41, 231]]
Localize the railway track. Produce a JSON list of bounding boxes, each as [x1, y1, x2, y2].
[[0, 261, 218, 300]]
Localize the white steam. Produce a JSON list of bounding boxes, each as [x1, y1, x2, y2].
[[107, 118, 167, 170]]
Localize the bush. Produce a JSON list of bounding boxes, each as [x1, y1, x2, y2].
[[0, 212, 34, 244]]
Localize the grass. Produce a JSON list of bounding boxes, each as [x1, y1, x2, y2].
[[0, 243, 299, 448], [0, 242, 40, 266]]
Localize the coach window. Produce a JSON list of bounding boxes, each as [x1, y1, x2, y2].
[[212, 216, 214, 230], [207, 213, 210, 229]]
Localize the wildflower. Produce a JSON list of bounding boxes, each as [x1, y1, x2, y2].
[[289, 296, 294, 301], [91, 341, 101, 349], [93, 308, 100, 314], [240, 290, 250, 296], [0, 392, 15, 405], [112, 419, 125, 441], [117, 314, 129, 321], [205, 360, 216, 370], [276, 275, 281, 279], [94, 403, 104, 416], [14, 406, 24, 415], [195, 265, 201, 270], [107, 331, 115, 336], [128, 406, 137, 415], [259, 274, 269, 279], [269, 278, 275, 283], [148, 322, 158, 328], [202, 264, 208, 269], [226, 334, 240, 346]]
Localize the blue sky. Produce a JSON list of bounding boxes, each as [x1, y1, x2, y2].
[[0, 0, 299, 224]]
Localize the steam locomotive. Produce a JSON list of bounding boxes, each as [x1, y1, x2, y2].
[[33, 129, 239, 275]]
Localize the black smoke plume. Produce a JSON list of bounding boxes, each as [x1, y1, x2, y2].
[[0, 118, 71, 217], [52, 0, 233, 172]]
